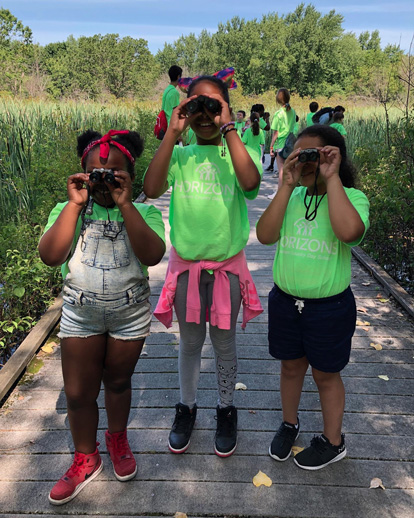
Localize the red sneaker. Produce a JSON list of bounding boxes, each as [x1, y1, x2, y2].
[[105, 429, 137, 481], [48, 447, 102, 505]]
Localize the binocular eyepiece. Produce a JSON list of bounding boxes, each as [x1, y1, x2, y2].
[[298, 148, 319, 163], [186, 95, 221, 115], [89, 168, 117, 185]]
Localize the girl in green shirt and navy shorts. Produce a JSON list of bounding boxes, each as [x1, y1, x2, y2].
[[257, 124, 370, 471]]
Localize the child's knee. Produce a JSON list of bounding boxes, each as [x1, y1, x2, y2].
[[311, 367, 341, 388], [281, 357, 308, 378]]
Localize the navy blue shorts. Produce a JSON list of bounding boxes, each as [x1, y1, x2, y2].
[[268, 284, 356, 373]]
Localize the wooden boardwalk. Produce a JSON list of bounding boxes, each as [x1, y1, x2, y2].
[[0, 171, 413, 518]]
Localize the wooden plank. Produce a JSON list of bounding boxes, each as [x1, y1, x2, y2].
[[352, 246, 414, 318], [0, 296, 62, 401]]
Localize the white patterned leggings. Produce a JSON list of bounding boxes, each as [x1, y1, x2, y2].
[[174, 270, 242, 408]]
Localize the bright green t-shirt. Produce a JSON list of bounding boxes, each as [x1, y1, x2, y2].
[[167, 144, 262, 261], [186, 127, 196, 145], [270, 107, 296, 149], [259, 118, 267, 130], [242, 127, 265, 158], [234, 121, 245, 135], [272, 186, 370, 298], [293, 122, 299, 136], [330, 122, 347, 136], [43, 202, 165, 279], [306, 112, 315, 127], [162, 84, 180, 124]]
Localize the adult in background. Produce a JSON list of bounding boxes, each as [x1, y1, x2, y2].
[[162, 66, 183, 127]]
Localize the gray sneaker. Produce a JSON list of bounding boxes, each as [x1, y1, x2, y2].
[[269, 418, 300, 461]]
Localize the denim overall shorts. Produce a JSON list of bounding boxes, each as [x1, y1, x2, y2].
[[58, 218, 151, 340]]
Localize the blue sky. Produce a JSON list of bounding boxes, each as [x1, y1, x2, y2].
[[5, 0, 414, 54]]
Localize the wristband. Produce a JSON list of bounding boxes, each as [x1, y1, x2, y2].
[[223, 127, 238, 138], [220, 121, 235, 134]]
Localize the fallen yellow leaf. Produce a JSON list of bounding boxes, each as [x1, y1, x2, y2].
[[235, 382, 247, 390], [41, 344, 54, 354], [370, 477, 385, 490], [379, 298, 390, 303], [362, 327, 370, 332], [356, 320, 370, 326], [291, 446, 305, 456], [174, 513, 188, 518], [253, 471, 272, 487], [378, 375, 389, 381], [362, 282, 371, 286], [370, 343, 383, 351]]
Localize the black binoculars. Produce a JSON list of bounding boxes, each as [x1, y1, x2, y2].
[[298, 148, 319, 163], [186, 95, 221, 114], [89, 168, 117, 185]]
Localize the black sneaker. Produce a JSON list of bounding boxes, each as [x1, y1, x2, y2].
[[168, 403, 197, 454], [214, 405, 237, 457], [294, 434, 346, 470], [265, 165, 274, 172], [269, 418, 300, 461]]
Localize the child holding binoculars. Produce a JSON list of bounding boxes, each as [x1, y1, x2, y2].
[[39, 129, 165, 504], [144, 75, 263, 458], [257, 124, 369, 470]]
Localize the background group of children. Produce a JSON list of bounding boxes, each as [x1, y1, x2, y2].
[[39, 75, 368, 506]]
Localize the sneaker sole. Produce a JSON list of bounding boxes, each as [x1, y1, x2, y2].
[[268, 431, 300, 462], [214, 442, 237, 458], [168, 440, 190, 454], [48, 460, 103, 506], [293, 448, 347, 471], [113, 464, 137, 482]]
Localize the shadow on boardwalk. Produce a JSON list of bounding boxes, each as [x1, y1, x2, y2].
[[0, 167, 413, 518]]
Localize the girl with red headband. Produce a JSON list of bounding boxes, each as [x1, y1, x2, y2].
[[144, 75, 263, 458], [39, 129, 165, 505]]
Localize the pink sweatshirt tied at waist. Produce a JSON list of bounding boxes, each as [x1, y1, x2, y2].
[[154, 247, 263, 330]]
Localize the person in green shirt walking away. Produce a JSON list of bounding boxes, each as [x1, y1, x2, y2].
[[144, 75, 263, 459], [268, 88, 296, 199], [330, 111, 347, 138], [256, 124, 369, 471], [306, 101, 319, 127], [162, 65, 182, 127], [242, 111, 265, 164]]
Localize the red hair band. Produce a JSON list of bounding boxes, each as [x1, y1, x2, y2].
[[81, 129, 135, 169]]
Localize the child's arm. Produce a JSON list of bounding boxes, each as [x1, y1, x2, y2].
[[144, 97, 198, 198], [320, 146, 365, 243], [269, 130, 278, 156], [110, 171, 166, 266], [38, 173, 89, 266], [256, 149, 302, 244]]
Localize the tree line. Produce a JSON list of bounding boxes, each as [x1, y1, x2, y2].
[[0, 4, 406, 100]]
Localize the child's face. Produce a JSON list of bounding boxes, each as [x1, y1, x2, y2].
[[189, 80, 227, 144], [85, 147, 130, 206], [236, 111, 244, 121], [294, 135, 326, 191]]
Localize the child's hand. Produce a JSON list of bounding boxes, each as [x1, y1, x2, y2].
[[318, 146, 341, 181], [67, 173, 89, 207], [107, 170, 133, 209], [168, 97, 199, 137], [282, 149, 303, 188]]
